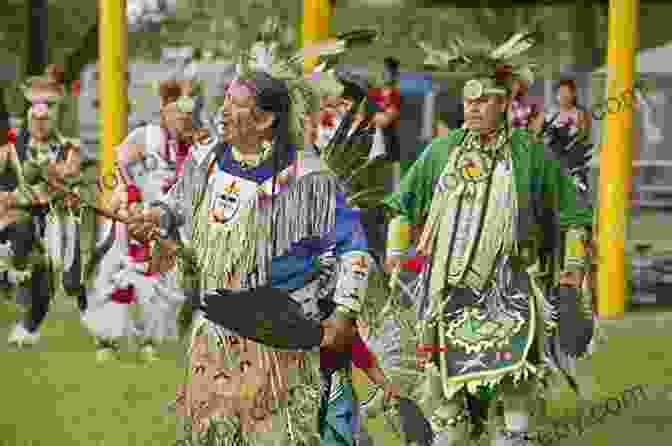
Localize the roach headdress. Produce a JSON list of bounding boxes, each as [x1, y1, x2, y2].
[[418, 29, 541, 100]]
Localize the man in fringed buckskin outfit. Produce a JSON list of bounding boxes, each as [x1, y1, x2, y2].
[[125, 59, 379, 444], [383, 32, 595, 445]]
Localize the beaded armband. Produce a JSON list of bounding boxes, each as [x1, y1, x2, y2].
[[386, 215, 411, 257]]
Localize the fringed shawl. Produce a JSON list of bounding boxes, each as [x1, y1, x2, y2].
[[190, 169, 339, 290]]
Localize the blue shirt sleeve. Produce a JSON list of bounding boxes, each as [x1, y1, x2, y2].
[[269, 191, 369, 290], [333, 191, 369, 256]]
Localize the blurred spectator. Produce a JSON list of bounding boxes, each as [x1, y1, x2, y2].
[[166, 48, 206, 129], [368, 57, 401, 198], [636, 88, 665, 185], [509, 77, 544, 133], [368, 57, 401, 162], [546, 78, 592, 141]]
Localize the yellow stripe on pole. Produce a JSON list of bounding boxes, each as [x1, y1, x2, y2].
[[597, 0, 639, 319], [99, 0, 128, 206], [302, 0, 331, 74]]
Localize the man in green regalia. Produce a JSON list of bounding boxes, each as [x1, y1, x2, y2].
[[383, 31, 595, 445]]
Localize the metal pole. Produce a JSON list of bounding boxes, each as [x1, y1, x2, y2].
[[597, 0, 638, 318], [98, 0, 128, 205], [302, 0, 332, 74]]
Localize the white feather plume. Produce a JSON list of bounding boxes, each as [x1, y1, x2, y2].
[[489, 30, 537, 60]]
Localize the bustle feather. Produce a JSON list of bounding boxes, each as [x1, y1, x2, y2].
[[541, 122, 595, 194]]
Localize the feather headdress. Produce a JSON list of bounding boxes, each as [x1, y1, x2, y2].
[[230, 17, 379, 150], [216, 18, 388, 208], [418, 29, 540, 99]]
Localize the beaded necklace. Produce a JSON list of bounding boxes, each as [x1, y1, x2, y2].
[[231, 140, 273, 169], [455, 128, 509, 185]]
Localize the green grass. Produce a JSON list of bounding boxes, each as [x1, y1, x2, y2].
[[0, 301, 184, 446], [3, 293, 672, 446], [1, 206, 668, 446]]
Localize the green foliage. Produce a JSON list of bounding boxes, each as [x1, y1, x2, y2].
[[0, 1, 95, 114]]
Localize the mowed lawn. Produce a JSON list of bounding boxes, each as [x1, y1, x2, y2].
[[0, 300, 184, 446], [1, 208, 671, 446], [3, 297, 672, 446]]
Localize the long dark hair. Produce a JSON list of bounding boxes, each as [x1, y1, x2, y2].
[[237, 70, 292, 260], [244, 71, 292, 166]]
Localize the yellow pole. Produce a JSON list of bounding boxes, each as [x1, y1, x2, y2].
[[302, 0, 332, 74], [98, 0, 128, 205], [597, 0, 639, 318]]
